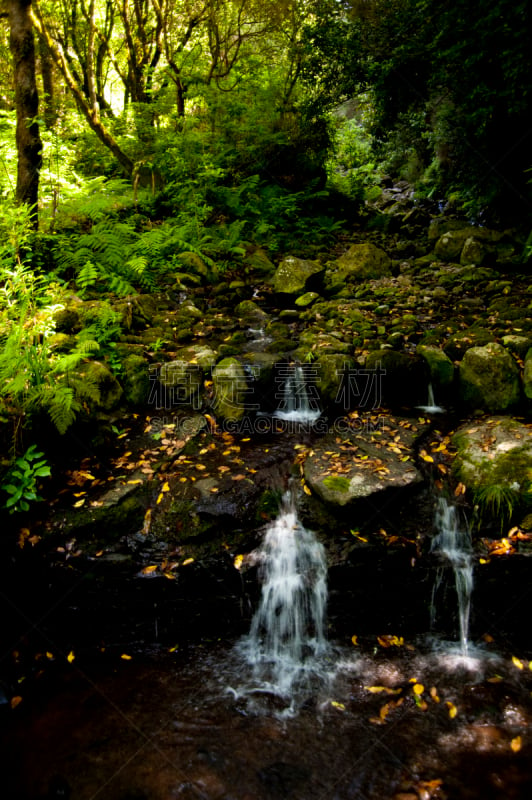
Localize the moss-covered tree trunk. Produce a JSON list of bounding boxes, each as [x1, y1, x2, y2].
[[8, 0, 42, 226]]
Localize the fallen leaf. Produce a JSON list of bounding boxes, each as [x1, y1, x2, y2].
[[351, 634, 359, 646], [364, 685, 402, 695], [182, 558, 194, 566], [512, 655, 524, 670], [67, 651, 75, 664], [142, 565, 158, 574], [121, 653, 132, 661], [412, 683, 424, 695], [446, 701, 458, 718], [510, 736, 522, 753], [10, 696, 23, 709]]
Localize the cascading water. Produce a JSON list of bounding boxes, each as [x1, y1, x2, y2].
[[237, 492, 329, 705], [430, 497, 473, 654], [274, 363, 320, 423], [417, 382, 445, 414]]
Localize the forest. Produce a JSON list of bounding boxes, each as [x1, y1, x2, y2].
[[1, 2, 532, 799]]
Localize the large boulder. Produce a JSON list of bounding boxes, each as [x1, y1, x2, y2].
[[272, 256, 324, 295], [326, 243, 392, 290], [451, 417, 532, 528], [458, 342, 521, 412], [158, 346, 216, 410], [304, 414, 425, 508], [212, 357, 248, 421], [314, 353, 355, 409]]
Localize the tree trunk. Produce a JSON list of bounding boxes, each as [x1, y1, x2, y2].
[[8, 0, 42, 226], [30, 5, 134, 177], [39, 34, 57, 129]]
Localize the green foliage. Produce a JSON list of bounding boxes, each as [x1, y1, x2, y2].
[[473, 484, 520, 533], [1, 444, 51, 514]]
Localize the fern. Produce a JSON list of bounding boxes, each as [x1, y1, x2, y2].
[[43, 385, 80, 435]]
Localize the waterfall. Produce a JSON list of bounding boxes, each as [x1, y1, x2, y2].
[[430, 497, 473, 654], [417, 382, 445, 414], [274, 363, 320, 423], [239, 493, 329, 701]]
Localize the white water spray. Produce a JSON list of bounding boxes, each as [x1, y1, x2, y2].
[[239, 493, 328, 701], [417, 382, 445, 414], [430, 497, 473, 654], [274, 364, 320, 423]]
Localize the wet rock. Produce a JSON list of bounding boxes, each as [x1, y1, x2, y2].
[[212, 357, 248, 421], [314, 352, 355, 408], [416, 345, 454, 395], [458, 342, 521, 412], [326, 243, 392, 290], [159, 360, 204, 410], [451, 417, 532, 500], [272, 256, 324, 295], [235, 299, 270, 326], [304, 417, 424, 508]]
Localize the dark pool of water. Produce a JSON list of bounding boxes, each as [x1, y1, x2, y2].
[[2, 637, 532, 800]]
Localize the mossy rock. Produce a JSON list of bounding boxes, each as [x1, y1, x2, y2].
[[315, 353, 355, 408], [458, 342, 520, 412], [158, 359, 204, 410], [326, 243, 392, 288], [443, 327, 495, 361], [212, 357, 248, 421], [122, 354, 151, 405], [295, 292, 321, 307], [416, 345, 455, 391], [451, 417, 532, 502], [364, 350, 428, 408], [523, 348, 532, 402], [78, 360, 123, 411], [235, 299, 269, 325], [272, 256, 325, 295]]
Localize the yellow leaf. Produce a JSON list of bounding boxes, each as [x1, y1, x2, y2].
[[121, 653, 132, 661], [512, 655, 524, 670], [430, 687, 440, 703], [234, 554, 244, 570], [302, 483, 312, 496], [142, 508, 152, 536], [10, 696, 23, 709], [351, 634, 359, 646], [413, 683, 424, 695], [182, 558, 194, 566], [73, 498, 86, 508], [511, 736, 522, 753], [446, 701, 457, 718], [156, 492, 164, 504], [46, 652, 54, 660], [162, 571, 175, 580], [168, 645, 178, 653], [330, 701, 345, 710], [483, 633, 494, 643], [67, 651, 75, 664], [142, 565, 158, 574], [179, 476, 187, 482], [421, 453, 434, 463], [364, 686, 402, 695], [161, 481, 170, 492]]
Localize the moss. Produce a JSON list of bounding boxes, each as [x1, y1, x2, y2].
[[322, 475, 351, 493]]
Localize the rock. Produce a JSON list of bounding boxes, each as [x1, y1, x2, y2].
[[176, 251, 212, 279], [326, 243, 392, 288], [314, 353, 355, 409], [80, 361, 123, 410], [304, 417, 424, 508], [159, 359, 204, 410], [364, 350, 428, 408], [212, 357, 248, 421], [244, 247, 275, 276], [235, 299, 269, 325], [272, 256, 324, 295], [461, 236, 486, 265], [502, 335, 532, 359], [451, 417, 532, 503], [458, 342, 521, 412], [443, 327, 495, 361], [122, 354, 151, 405], [416, 345, 454, 390], [524, 348, 532, 401], [295, 291, 320, 307]]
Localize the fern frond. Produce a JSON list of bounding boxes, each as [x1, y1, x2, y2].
[[46, 385, 80, 435]]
